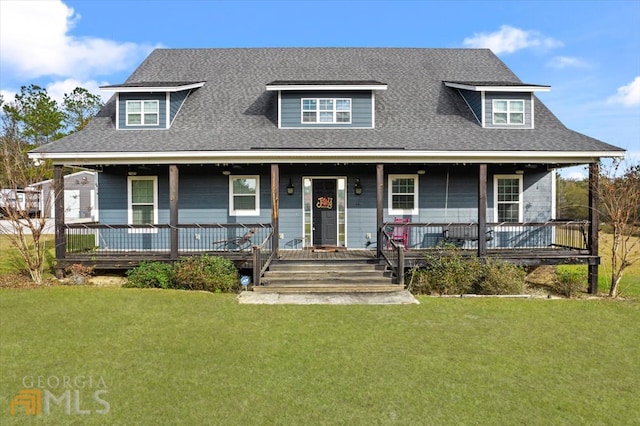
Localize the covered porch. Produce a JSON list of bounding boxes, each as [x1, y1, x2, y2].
[[52, 162, 601, 293]]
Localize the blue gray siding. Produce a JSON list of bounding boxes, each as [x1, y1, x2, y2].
[[118, 93, 167, 129], [458, 90, 482, 123], [96, 165, 554, 250], [170, 90, 190, 125], [484, 92, 532, 129], [280, 91, 373, 128]]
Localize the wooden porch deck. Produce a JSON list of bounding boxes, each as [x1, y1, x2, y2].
[[61, 246, 596, 272]]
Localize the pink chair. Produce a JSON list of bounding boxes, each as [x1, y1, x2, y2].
[[389, 217, 410, 250]]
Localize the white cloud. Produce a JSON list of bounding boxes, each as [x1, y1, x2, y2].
[[46, 79, 110, 104], [0, 0, 156, 80], [547, 56, 589, 69], [558, 166, 588, 180], [463, 25, 563, 55], [607, 76, 640, 107]]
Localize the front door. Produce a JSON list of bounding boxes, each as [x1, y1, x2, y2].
[[312, 179, 338, 246]]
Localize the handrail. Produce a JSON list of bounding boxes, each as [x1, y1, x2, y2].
[[380, 227, 405, 285], [252, 229, 275, 287]]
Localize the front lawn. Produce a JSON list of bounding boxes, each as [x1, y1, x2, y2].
[[1, 288, 638, 424]]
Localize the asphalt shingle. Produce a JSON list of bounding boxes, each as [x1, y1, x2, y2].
[[32, 48, 623, 156]]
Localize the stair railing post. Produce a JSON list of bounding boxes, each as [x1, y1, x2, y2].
[[252, 245, 261, 287], [397, 244, 405, 286]]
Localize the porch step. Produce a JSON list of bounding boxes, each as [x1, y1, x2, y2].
[[252, 284, 402, 293], [256, 260, 401, 293]]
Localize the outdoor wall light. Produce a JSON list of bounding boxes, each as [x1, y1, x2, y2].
[[222, 168, 231, 176], [354, 178, 363, 195], [286, 178, 295, 195]]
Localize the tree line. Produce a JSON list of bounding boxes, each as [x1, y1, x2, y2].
[[1, 85, 103, 186]]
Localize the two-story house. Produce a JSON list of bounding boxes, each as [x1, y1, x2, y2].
[[29, 48, 624, 292]]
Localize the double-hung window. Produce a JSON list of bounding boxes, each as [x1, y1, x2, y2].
[[229, 175, 260, 216], [494, 175, 523, 222], [388, 175, 419, 215], [492, 100, 524, 125], [302, 98, 351, 124], [128, 176, 158, 231], [126, 100, 159, 126]]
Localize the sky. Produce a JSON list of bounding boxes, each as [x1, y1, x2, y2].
[[0, 0, 638, 178]]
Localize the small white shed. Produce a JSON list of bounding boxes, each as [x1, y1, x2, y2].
[[29, 171, 98, 222]]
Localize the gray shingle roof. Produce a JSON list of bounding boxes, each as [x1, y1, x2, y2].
[[33, 47, 623, 157]]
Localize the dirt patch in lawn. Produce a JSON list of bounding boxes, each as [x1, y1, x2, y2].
[[0, 272, 127, 289]]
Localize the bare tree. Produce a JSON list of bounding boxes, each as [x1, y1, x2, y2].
[[1, 88, 63, 284], [1, 85, 102, 284], [597, 160, 640, 297], [1, 132, 54, 284]]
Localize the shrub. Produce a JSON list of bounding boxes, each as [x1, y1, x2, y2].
[[125, 261, 175, 289], [173, 254, 239, 293], [555, 267, 587, 298], [474, 259, 526, 295], [65, 263, 94, 285], [409, 249, 481, 295], [408, 250, 527, 296]]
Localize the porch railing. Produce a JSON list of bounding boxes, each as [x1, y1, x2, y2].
[[64, 223, 273, 255], [380, 220, 590, 286], [382, 220, 589, 251]]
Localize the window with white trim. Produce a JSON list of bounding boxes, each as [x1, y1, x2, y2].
[[229, 175, 260, 216], [494, 175, 523, 222], [388, 175, 418, 215], [128, 176, 158, 226], [126, 100, 159, 126], [492, 100, 524, 125], [301, 98, 351, 124]]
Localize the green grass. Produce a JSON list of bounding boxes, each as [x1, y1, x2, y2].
[[597, 233, 640, 296], [0, 235, 55, 276], [1, 288, 639, 424]]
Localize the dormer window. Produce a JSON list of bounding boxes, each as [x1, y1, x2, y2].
[[492, 100, 524, 125], [443, 81, 550, 129], [266, 80, 387, 129], [302, 98, 351, 124], [126, 100, 159, 126], [100, 81, 205, 130]]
